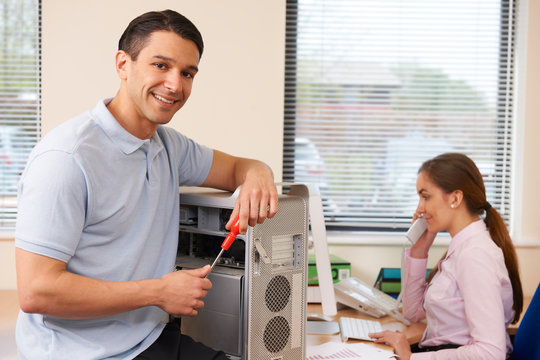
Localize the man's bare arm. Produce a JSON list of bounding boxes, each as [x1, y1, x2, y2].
[[16, 248, 211, 319]]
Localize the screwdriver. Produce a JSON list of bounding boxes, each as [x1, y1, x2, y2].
[[206, 215, 240, 278]]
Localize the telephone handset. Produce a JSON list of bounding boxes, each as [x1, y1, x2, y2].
[[405, 217, 427, 244]]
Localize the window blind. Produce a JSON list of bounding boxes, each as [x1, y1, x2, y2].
[[0, 0, 40, 233], [283, 0, 516, 231]]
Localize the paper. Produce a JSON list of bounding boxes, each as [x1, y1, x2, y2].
[[306, 341, 397, 360]]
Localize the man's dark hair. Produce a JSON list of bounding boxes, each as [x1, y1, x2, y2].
[[118, 10, 204, 61]]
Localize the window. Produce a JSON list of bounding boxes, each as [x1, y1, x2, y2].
[[283, 0, 516, 231], [0, 0, 40, 233]]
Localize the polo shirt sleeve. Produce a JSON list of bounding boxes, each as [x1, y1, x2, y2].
[[179, 137, 213, 186], [159, 127, 213, 186], [15, 150, 87, 263]]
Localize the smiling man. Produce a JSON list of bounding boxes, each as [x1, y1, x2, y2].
[[108, 30, 200, 139], [14, 10, 277, 360]]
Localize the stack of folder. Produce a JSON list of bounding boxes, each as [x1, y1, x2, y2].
[[374, 268, 402, 298], [374, 267, 431, 298], [307, 253, 351, 303]]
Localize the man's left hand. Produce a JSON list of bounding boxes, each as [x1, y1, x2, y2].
[[227, 165, 278, 234]]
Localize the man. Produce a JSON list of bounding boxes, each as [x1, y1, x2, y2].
[[15, 10, 278, 359]]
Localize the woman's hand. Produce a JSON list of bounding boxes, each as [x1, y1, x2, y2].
[[369, 330, 412, 360], [409, 213, 436, 259]]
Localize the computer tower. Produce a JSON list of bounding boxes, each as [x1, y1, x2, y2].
[[176, 185, 308, 360]]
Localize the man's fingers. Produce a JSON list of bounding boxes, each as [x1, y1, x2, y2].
[[268, 193, 278, 218], [255, 193, 271, 224], [199, 264, 211, 278], [194, 299, 205, 310], [249, 195, 260, 226], [176, 267, 212, 291], [230, 181, 278, 231], [184, 265, 211, 278]]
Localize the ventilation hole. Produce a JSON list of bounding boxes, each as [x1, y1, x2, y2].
[[263, 316, 290, 353], [265, 275, 291, 312]]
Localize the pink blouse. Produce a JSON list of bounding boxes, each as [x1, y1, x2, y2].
[[402, 220, 515, 359]]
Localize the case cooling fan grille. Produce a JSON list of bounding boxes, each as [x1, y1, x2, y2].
[[264, 275, 292, 352], [248, 197, 306, 359]]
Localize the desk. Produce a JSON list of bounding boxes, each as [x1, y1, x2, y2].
[[306, 304, 426, 351], [307, 295, 532, 352], [507, 295, 532, 336]]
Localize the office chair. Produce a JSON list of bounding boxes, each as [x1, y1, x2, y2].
[[512, 282, 540, 360]]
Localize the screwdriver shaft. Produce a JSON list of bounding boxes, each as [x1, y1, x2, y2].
[[205, 248, 225, 278]]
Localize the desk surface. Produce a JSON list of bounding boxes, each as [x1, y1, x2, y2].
[[306, 303, 426, 351], [307, 296, 531, 352], [507, 295, 531, 335]]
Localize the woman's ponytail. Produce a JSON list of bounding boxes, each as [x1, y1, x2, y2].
[[484, 206, 523, 323]]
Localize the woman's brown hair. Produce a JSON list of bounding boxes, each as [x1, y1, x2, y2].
[[420, 153, 523, 323]]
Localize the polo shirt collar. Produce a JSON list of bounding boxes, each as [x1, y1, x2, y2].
[[446, 219, 486, 258], [91, 98, 151, 155]]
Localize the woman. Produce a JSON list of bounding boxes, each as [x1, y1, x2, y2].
[[370, 153, 523, 359]]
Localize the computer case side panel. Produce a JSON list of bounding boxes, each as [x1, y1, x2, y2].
[[246, 195, 307, 360], [176, 187, 308, 360]]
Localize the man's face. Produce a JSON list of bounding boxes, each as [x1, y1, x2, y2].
[[122, 30, 200, 127]]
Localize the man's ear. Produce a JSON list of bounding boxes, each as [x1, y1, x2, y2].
[[115, 50, 130, 80]]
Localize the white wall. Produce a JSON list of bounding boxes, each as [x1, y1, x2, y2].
[[41, 0, 285, 179], [1, 0, 539, 295], [0, 241, 16, 289]]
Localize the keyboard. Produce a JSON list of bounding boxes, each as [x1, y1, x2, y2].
[[339, 316, 383, 342]]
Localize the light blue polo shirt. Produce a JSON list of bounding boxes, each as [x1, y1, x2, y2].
[[15, 99, 213, 359]]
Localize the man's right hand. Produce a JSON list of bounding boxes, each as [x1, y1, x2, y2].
[[16, 248, 213, 320], [158, 265, 212, 316]]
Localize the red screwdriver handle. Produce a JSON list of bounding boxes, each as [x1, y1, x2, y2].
[[222, 215, 240, 250]]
